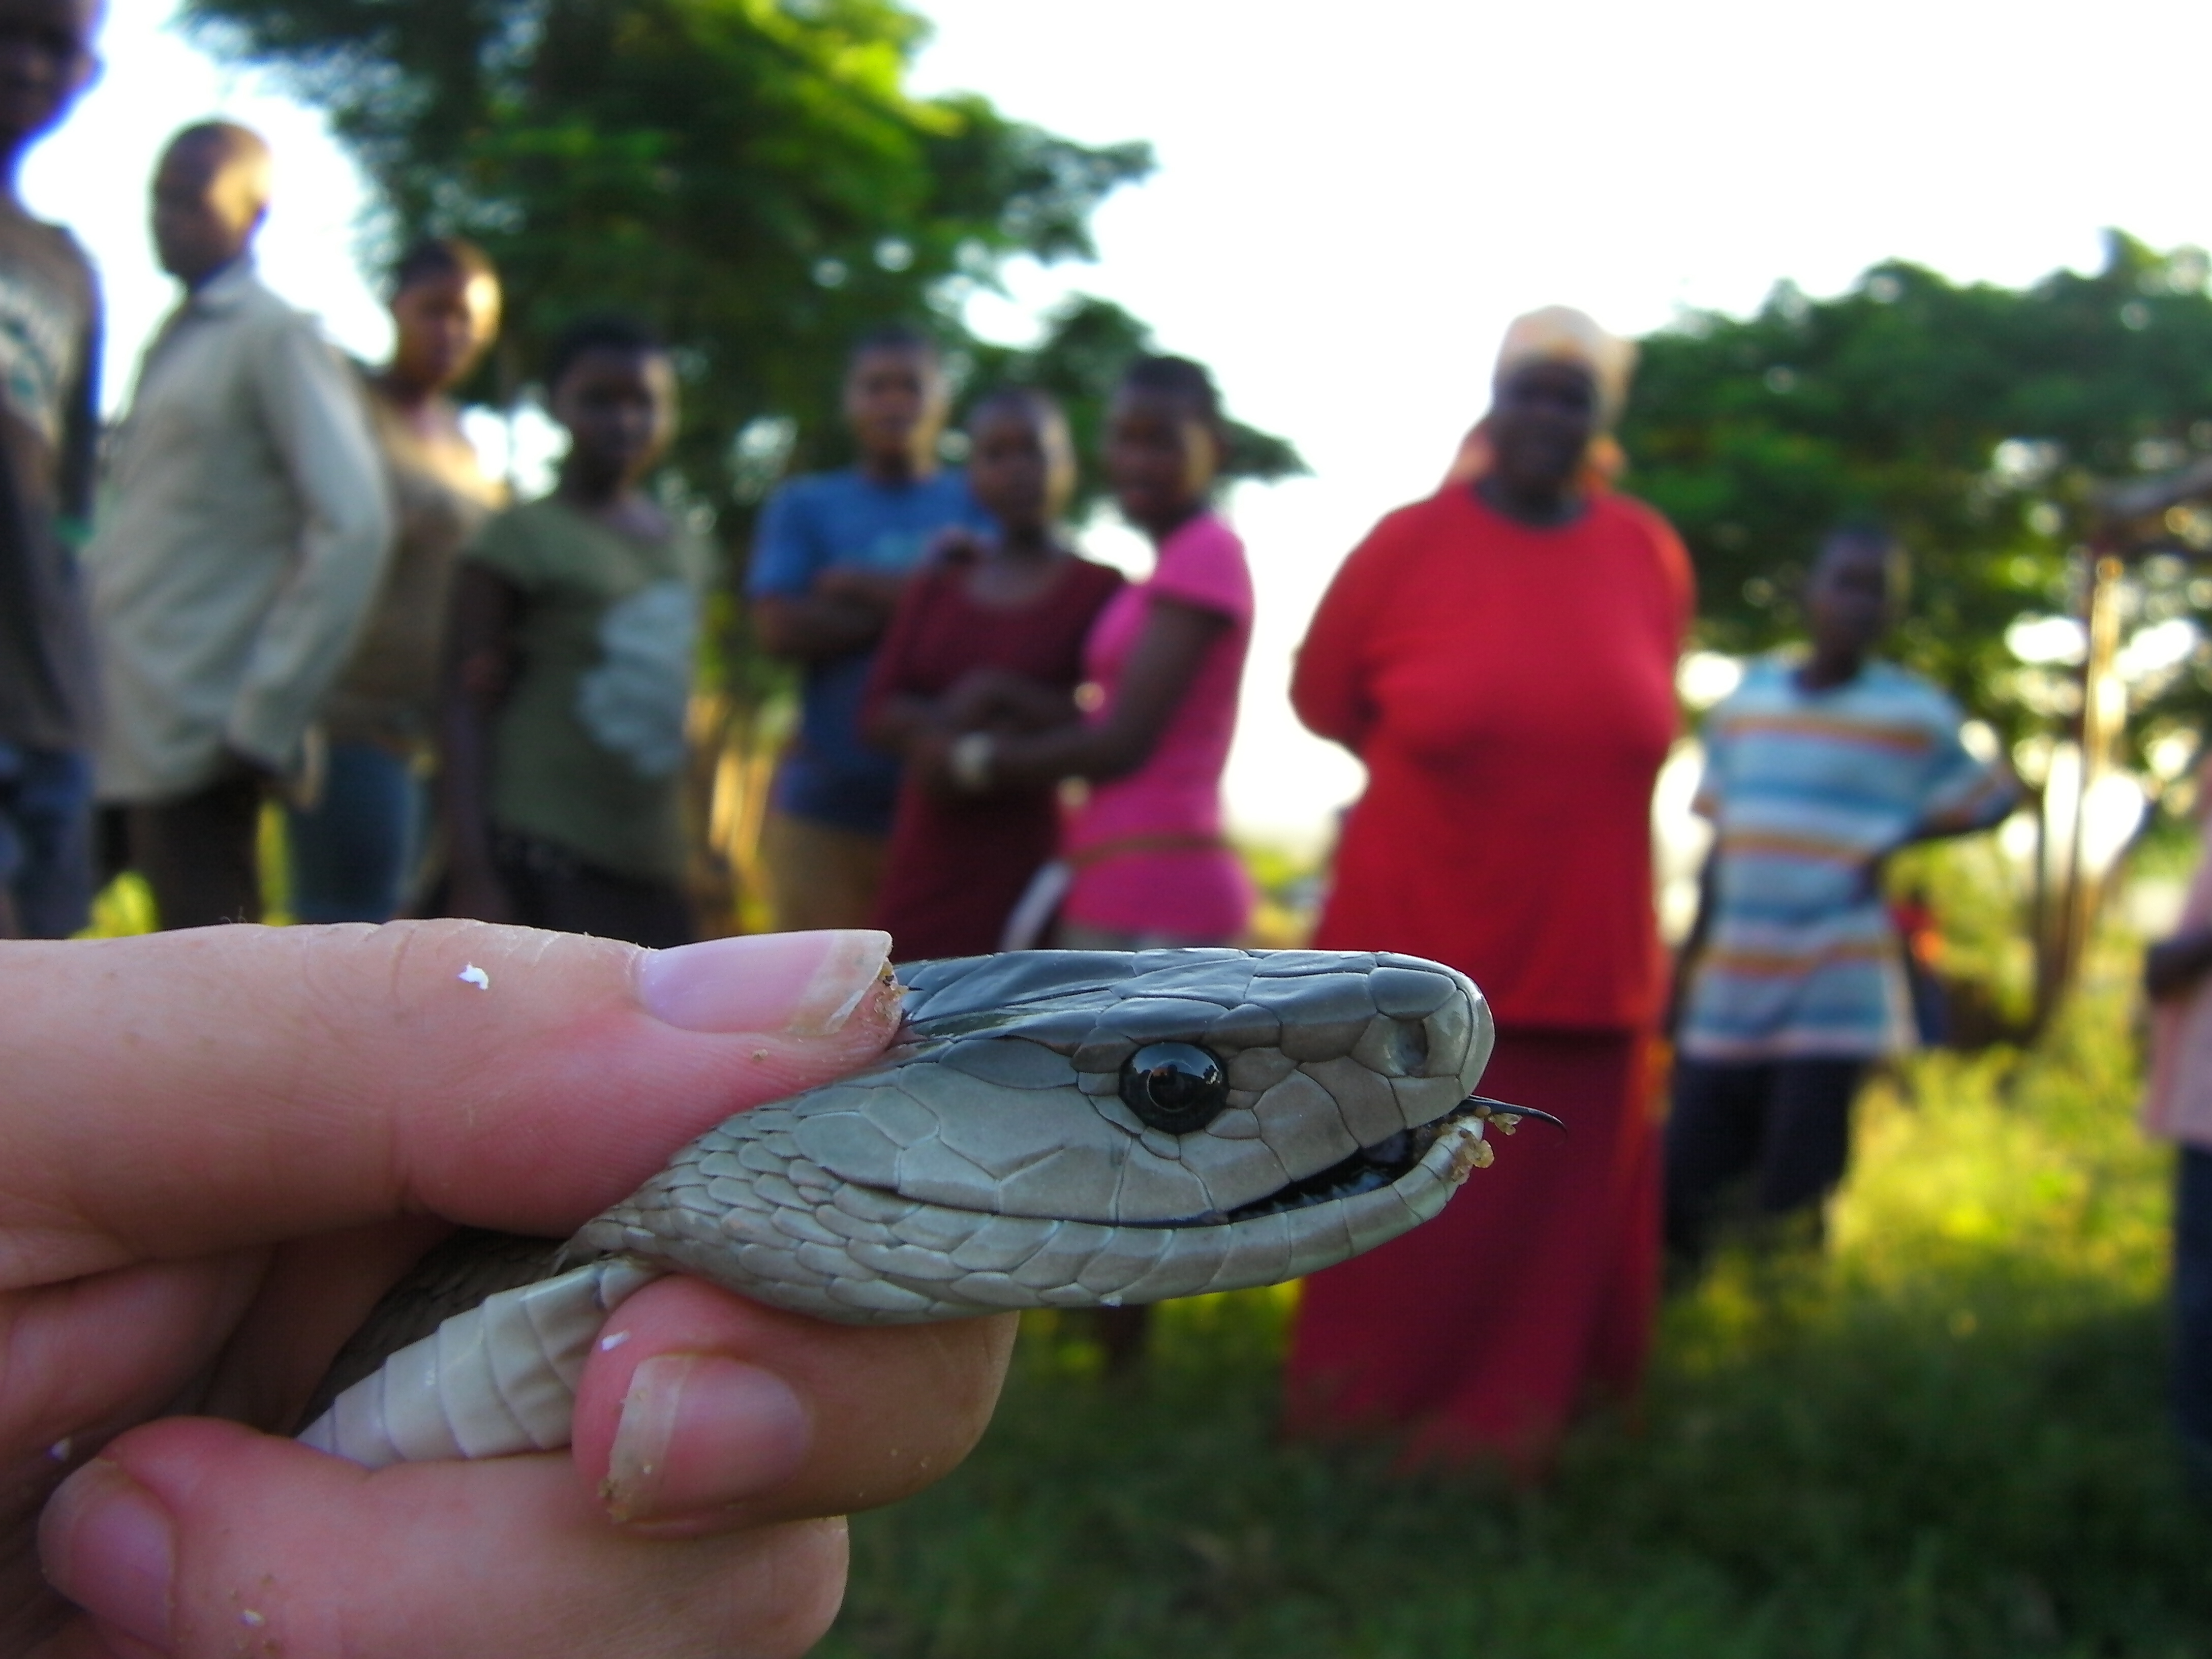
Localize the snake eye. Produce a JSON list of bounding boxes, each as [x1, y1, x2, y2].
[[1120, 1042, 1230, 1133]]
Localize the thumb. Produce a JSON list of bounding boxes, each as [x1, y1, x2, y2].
[[4, 923, 901, 1285]]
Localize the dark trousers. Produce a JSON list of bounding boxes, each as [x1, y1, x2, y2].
[[2174, 1148, 2212, 1468], [491, 832, 692, 949], [286, 740, 424, 923], [0, 742, 93, 937], [1664, 1056, 1867, 1262], [127, 770, 265, 930]]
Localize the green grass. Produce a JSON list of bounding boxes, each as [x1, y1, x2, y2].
[[824, 960, 2209, 1658]]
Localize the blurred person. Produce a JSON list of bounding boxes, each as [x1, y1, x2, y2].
[[925, 355, 1256, 955], [749, 325, 992, 931], [1282, 307, 1691, 1473], [439, 313, 708, 948], [2140, 761, 2212, 1500], [859, 386, 1122, 961], [2, 920, 1016, 1655], [86, 121, 391, 929], [285, 237, 504, 922], [1664, 527, 2014, 1271], [0, 0, 102, 938], [917, 354, 1255, 1372], [1890, 883, 1951, 1047]]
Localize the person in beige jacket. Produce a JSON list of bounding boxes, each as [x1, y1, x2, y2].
[[87, 121, 390, 928]]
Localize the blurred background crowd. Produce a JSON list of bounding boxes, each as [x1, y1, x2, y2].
[[18, 0, 2212, 1648]]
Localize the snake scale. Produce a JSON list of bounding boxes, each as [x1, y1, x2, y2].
[[300, 946, 1512, 1468]]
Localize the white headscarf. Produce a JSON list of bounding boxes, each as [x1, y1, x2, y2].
[[1442, 305, 1638, 489], [1494, 305, 1637, 428]]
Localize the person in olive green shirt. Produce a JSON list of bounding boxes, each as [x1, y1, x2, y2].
[[440, 315, 708, 946]]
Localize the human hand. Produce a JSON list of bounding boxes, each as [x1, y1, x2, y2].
[[811, 566, 905, 615], [7, 923, 1017, 1656], [453, 645, 513, 706], [938, 668, 1012, 732], [903, 724, 962, 798], [941, 668, 1075, 736]]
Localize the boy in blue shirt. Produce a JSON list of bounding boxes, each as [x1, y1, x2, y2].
[[749, 325, 990, 930], [1666, 525, 2016, 1269]]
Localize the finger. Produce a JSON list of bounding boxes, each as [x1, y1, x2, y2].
[[37, 1420, 848, 1659], [3, 925, 899, 1284], [1, 1256, 268, 1451], [569, 1276, 1017, 1534]]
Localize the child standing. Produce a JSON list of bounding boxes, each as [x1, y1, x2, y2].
[[861, 387, 1122, 961], [925, 355, 1255, 953], [749, 326, 992, 932], [2142, 767, 2212, 1501], [920, 354, 1255, 1371], [1666, 524, 2015, 1267], [0, 0, 103, 937], [440, 315, 708, 947], [286, 238, 505, 924]]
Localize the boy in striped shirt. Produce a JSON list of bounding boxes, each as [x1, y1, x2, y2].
[[1665, 524, 2016, 1268]]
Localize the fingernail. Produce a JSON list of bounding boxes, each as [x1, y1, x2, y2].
[[637, 931, 892, 1036], [603, 1355, 811, 1524], [39, 1460, 175, 1650]]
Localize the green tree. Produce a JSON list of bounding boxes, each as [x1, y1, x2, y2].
[[180, 0, 1304, 926], [180, 0, 1302, 514], [1622, 232, 2212, 743]]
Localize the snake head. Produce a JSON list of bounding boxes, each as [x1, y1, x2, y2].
[[579, 948, 1502, 1322], [826, 948, 1497, 1224]]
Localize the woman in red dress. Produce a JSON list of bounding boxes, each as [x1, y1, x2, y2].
[[862, 388, 1123, 961], [1282, 308, 1692, 1475]]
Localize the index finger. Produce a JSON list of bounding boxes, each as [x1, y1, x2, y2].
[[1, 924, 899, 1286]]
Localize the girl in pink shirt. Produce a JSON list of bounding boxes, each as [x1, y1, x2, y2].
[[920, 354, 1253, 1369], [921, 355, 1255, 948]]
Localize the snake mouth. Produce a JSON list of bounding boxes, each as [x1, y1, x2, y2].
[[819, 1097, 1544, 1235], [1205, 1094, 1498, 1225]]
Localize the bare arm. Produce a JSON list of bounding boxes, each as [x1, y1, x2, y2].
[[862, 692, 946, 759], [865, 672, 1081, 788], [230, 322, 394, 771], [754, 568, 908, 663], [940, 667, 1084, 734], [979, 597, 1228, 790], [438, 564, 523, 921], [1664, 854, 1718, 1038]]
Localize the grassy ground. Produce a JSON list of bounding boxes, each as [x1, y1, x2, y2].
[[822, 958, 2209, 1658]]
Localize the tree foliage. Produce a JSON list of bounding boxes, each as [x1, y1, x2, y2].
[[1622, 233, 2212, 740], [180, 0, 1302, 516]]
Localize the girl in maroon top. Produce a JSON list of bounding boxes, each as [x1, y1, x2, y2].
[[861, 389, 1123, 961]]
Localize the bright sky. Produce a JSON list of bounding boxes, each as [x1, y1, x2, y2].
[[29, 0, 2212, 849]]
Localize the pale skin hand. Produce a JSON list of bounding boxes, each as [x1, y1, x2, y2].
[[2, 921, 1016, 1657]]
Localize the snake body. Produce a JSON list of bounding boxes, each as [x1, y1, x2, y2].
[[300, 947, 1499, 1468]]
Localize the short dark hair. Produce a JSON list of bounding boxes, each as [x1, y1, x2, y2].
[[1814, 517, 1912, 600], [1119, 353, 1222, 424], [966, 383, 1062, 430], [847, 322, 939, 373], [544, 312, 664, 393], [1823, 515, 1898, 552], [390, 236, 497, 298], [166, 120, 268, 164]]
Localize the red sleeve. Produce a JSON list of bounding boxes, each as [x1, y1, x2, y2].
[[1291, 504, 1417, 754], [1610, 494, 1694, 649], [858, 568, 939, 727]]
